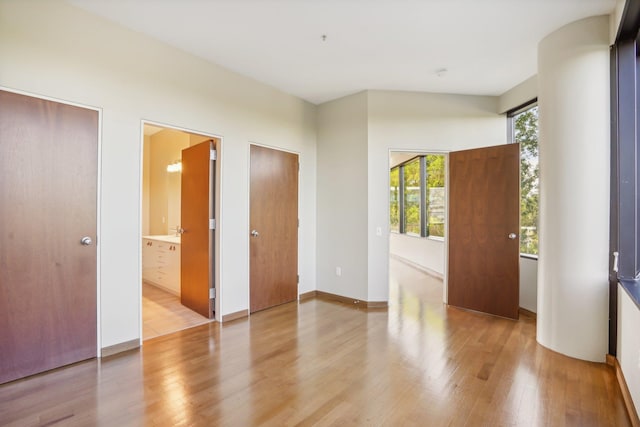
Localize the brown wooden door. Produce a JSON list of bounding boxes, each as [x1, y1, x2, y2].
[[0, 90, 98, 384], [180, 140, 214, 319], [448, 143, 520, 319], [249, 145, 298, 313]]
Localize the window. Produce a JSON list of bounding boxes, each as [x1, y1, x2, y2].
[[390, 154, 446, 238], [612, 2, 640, 288], [390, 167, 400, 233], [509, 103, 539, 256], [426, 154, 445, 237], [403, 159, 421, 235]]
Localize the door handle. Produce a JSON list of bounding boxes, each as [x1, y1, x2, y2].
[[80, 236, 93, 246], [251, 230, 259, 238], [508, 233, 517, 240]]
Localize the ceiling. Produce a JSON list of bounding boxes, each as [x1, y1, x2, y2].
[[69, 0, 617, 105]]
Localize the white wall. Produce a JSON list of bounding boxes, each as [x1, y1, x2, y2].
[[537, 16, 610, 362], [0, 0, 317, 348], [316, 92, 369, 300], [519, 258, 538, 313], [389, 234, 444, 278], [367, 90, 507, 301], [618, 286, 640, 413], [497, 76, 537, 114]]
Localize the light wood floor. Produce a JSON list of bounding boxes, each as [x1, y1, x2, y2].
[[0, 259, 631, 426], [142, 282, 210, 340]]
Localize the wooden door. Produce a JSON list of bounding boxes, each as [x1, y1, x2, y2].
[[180, 140, 214, 318], [249, 145, 298, 313], [448, 143, 520, 319], [0, 90, 98, 384]]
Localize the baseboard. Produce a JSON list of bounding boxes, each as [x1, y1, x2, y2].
[[390, 254, 444, 280], [518, 307, 537, 319], [143, 280, 179, 296], [315, 290, 388, 310], [612, 355, 640, 426], [101, 339, 139, 358], [222, 309, 248, 323], [299, 290, 317, 301]]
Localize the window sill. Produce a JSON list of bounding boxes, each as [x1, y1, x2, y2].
[[427, 236, 445, 242], [520, 253, 538, 260], [620, 279, 640, 311]]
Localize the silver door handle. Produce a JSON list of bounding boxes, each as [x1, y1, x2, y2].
[[80, 236, 93, 246], [508, 233, 517, 240], [251, 230, 259, 238]]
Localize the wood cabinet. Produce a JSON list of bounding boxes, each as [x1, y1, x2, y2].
[[142, 237, 180, 295]]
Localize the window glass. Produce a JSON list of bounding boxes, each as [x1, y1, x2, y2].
[[403, 159, 421, 234], [426, 154, 446, 237], [513, 105, 539, 255], [389, 167, 400, 232]]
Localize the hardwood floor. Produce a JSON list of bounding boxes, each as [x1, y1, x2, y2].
[[142, 282, 211, 340], [0, 260, 630, 426]]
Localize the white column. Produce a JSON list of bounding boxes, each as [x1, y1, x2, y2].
[[537, 15, 610, 362]]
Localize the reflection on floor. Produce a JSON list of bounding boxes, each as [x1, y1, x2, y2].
[[0, 262, 629, 425], [142, 282, 211, 340]]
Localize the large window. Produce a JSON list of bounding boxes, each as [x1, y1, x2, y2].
[[390, 168, 400, 232], [403, 159, 421, 235], [509, 103, 539, 256], [390, 154, 445, 238]]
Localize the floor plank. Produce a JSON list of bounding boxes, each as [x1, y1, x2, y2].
[[0, 260, 630, 426], [142, 282, 211, 340]]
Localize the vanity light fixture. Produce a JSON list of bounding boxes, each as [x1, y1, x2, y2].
[[166, 160, 182, 173]]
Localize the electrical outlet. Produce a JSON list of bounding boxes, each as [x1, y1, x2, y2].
[[335, 267, 342, 277]]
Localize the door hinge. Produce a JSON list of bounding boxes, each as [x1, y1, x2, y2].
[[209, 288, 215, 299], [298, 218, 300, 228], [297, 274, 299, 283], [209, 218, 216, 230], [210, 149, 217, 161]]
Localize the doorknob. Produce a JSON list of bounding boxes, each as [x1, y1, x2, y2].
[[80, 236, 93, 246], [508, 233, 517, 240], [251, 230, 259, 238]]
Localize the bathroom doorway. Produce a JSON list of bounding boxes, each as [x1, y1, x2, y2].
[[141, 122, 220, 340]]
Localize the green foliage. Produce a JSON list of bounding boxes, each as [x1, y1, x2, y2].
[[390, 168, 400, 231], [515, 106, 539, 255], [404, 160, 421, 234], [389, 155, 446, 237]]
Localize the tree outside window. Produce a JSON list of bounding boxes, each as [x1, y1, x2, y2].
[[390, 168, 400, 232], [513, 105, 539, 255], [390, 154, 446, 238], [403, 159, 421, 235]]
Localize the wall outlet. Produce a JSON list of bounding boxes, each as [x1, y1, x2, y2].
[[335, 267, 342, 277]]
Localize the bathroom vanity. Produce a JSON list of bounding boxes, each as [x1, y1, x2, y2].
[[142, 235, 181, 295]]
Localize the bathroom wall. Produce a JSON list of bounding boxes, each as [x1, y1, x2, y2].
[[148, 129, 190, 235]]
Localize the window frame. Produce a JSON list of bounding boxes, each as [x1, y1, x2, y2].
[[390, 153, 446, 239], [609, 0, 640, 356], [507, 99, 539, 258]]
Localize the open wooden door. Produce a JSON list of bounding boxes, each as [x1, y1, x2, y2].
[[448, 143, 520, 319], [0, 90, 98, 384], [180, 140, 215, 319], [249, 145, 298, 313]]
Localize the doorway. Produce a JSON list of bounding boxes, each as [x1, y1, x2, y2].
[[388, 151, 447, 310], [249, 144, 299, 313], [141, 122, 220, 340], [0, 89, 99, 384]]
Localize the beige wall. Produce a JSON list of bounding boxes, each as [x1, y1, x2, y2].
[[148, 129, 190, 235], [0, 0, 317, 348], [316, 92, 369, 300], [142, 135, 151, 235]]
